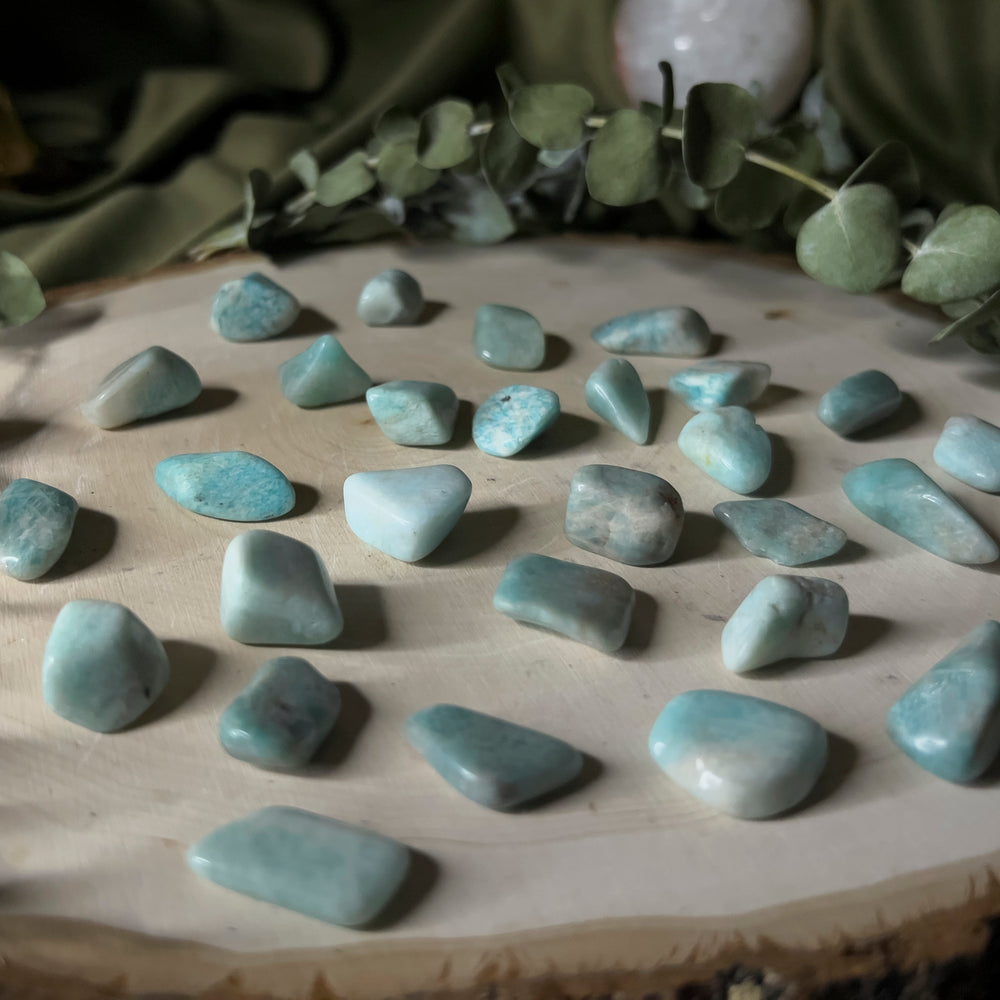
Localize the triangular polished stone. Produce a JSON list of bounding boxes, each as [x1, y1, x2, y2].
[[357, 269, 424, 326], [591, 307, 711, 356], [473, 304, 545, 371], [934, 415, 1000, 493], [668, 360, 770, 411], [678, 406, 772, 494], [713, 499, 847, 566], [585, 358, 650, 444], [365, 380, 458, 446], [472, 384, 560, 457], [279, 335, 372, 407]]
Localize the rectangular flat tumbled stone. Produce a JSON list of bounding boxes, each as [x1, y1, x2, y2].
[[493, 553, 635, 652]]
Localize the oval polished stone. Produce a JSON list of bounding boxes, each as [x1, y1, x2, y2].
[[211, 272, 300, 342], [279, 334, 372, 407], [649, 689, 828, 819], [155, 451, 295, 521], [591, 306, 711, 356], [80, 345, 201, 428], [585, 358, 650, 444], [406, 704, 584, 810], [678, 406, 772, 494], [365, 380, 458, 446], [0, 478, 78, 580], [668, 360, 771, 411], [356, 269, 424, 326], [842, 458, 998, 565], [933, 415, 1000, 492], [472, 384, 560, 457], [817, 369, 902, 436], [473, 304, 545, 371], [713, 499, 847, 566]]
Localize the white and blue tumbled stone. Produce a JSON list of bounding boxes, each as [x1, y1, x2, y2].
[[472, 384, 560, 457], [713, 499, 847, 566], [934, 415, 1000, 493], [722, 575, 849, 673], [842, 458, 998, 565], [187, 806, 411, 927], [678, 406, 772, 494], [405, 703, 584, 810], [211, 272, 300, 342], [585, 358, 650, 444], [565, 464, 684, 566], [279, 334, 372, 407], [365, 380, 458, 446], [155, 451, 295, 521], [356, 269, 424, 326], [592, 307, 711, 357], [887, 620, 1000, 783], [219, 656, 341, 769], [649, 689, 828, 819], [473, 304, 545, 371], [80, 345, 201, 428], [0, 479, 78, 580], [667, 360, 771, 411], [817, 369, 902, 437], [493, 553, 635, 652], [42, 600, 170, 733], [343, 465, 472, 562], [220, 530, 343, 645]]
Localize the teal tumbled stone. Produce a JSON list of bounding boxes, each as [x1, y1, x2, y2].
[[187, 806, 411, 927], [472, 384, 560, 457], [219, 657, 340, 769], [713, 499, 847, 566], [721, 575, 849, 673], [591, 307, 711, 356], [817, 369, 902, 436], [80, 346, 201, 428], [406, 704, 584, 810], [934, 415, 1000, 492], [887, 621, 1000, 782], [649, 689, 828, 819], [0, 479, 78, 580], [473, 304, 545, 371], [279, 334, 372, 407], [842, 458, 998, 565], [155, 451, 295, 521], [356, 269, 424, 326], [494, 553, 635, 652], [211, 272, 300, 342], [220, 530, 343, 645], [585, 358, 650, 444], [667, 360, 771, 411], [42, 600, 170, 732], [365, 380, 458, 446], [343, 465, 472, 562], [564, 464, 683, 566], [678, 406, 772, 494]]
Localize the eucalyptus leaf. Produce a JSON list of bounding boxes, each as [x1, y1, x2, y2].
[[930, 288, 1000, 342], [844, 140, 920, 207], [0, 252, 45, 328], [795, 183, 900, 294], [901, 206, 1000, 304], [682, 82, 760, 189], [509, 83, 594, 151], [417, 99, 475, 169], [585, 109, 663, 206], [315, 150, 375, 207], [482, 113, 536, 196], [940, 298, 979, 319], [369, 107, 419, 154], [783, 188, 827, 238], [376, 140, 440, 199], [659, 61, 674, 125], [308, 208, 401, 245], [289, 150, 319, 192], [442, 182, 516, 244], [496, 63, 526, 103]]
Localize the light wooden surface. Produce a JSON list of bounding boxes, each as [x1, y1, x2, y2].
[[2, 236, 1000, 997]]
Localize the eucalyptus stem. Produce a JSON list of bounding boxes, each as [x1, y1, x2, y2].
[[743, 150, 838, 200]]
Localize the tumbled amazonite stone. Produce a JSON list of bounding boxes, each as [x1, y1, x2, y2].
[[585, 358, 650, 444], [934, 415, 1000, 492], [649, 690, 828, 819], [406, 704, 584, 810], [343, 465, 472, 562], [0, 479, 78, 580], [473, 304, 545, 371], [565, 464, 683, 565], [473, 384, 559, 457], [279, 335, 372, 407], [365, 380, 458, 446], [817, 369, 902, 436], [220, 530, 343, 645], [155, 451, 294, 521], [211, 272, 300, 342], [187, 806, 411, 927], [42, 600, 170, 732], [219, 657, 340, 769], [592, 307, 711, 356], [842, 458, 998, 565], [678, 406, 772, 494], [887, 621, 1000, 782], [494, 553, 635, 652], [357, 269, 424, 326], [668, 360, 771, 411], [714, 499, 847, 566], [722, 575, 849, 673], [80, 346, 201, 428]]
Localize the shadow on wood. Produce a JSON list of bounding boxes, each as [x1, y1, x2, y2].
[[848, 392, 924, 441], [45, 508, 117, 580], [753, 383, 803, 412], [520, 412, 600, 458], [328, 584, 388, 649], [363, 849, 440, 930], [306, 682, 371, 772], [285, 482, 320, 518], [421, 506, 520, 566], [621, 590, 657, 653], [646, 387, 666, 443], [753, 432, 794, 497], [419, 300, 449, 324], [670, 511, 725, 565], [136, 641, 217, 726], [0, 419, 45, 451], [538, 333, 572, 371], [283, 306, 337, 339], [514, 753, 604, 812]]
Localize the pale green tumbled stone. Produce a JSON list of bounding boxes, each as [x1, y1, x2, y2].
[[473, 304, 545, 371], [592, 307, 711, 356], [713, 499, 847, 566], [668, 360, 770, 411], [585, 358, 650, 443], [211, 272, 300, 342], [357, 269, 424, 326], [678, 406, 772, 494], [933, 415, 1000, 492], [187, 806, 411, 927], [472, 384, 560, 457], [279, 335, 372, 407], [0, 479, 78, 580], [365, 380, 458, 446], [817, 369, 901, 436]]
